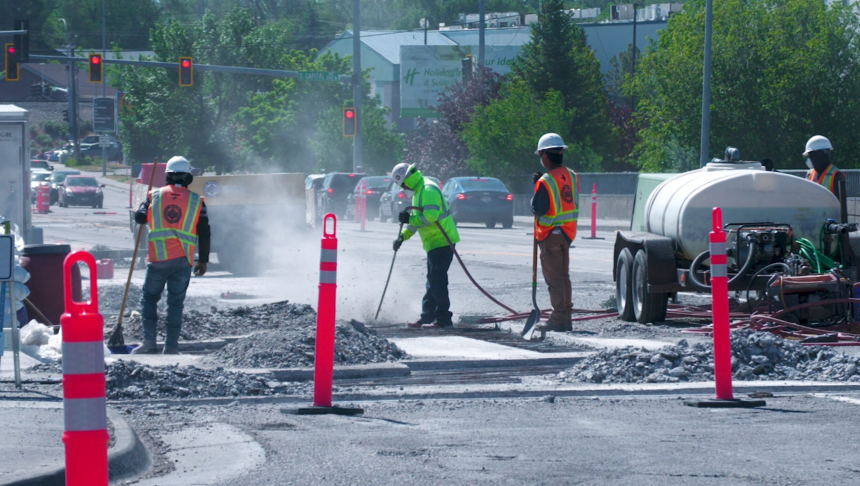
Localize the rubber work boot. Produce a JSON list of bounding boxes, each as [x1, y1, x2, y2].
[[534, 321, 568, 333], [421, 322, 453, 330], [130, 339, 158, 355], [163, 328, 181, 355], [406, 320, 426, 329], [162, 346, 181, 355]]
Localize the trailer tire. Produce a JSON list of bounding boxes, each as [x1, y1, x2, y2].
[[632, 249, 668, 324], [616, 248, 636, 322]]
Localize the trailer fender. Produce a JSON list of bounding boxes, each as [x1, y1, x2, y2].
[[613, 232, 676, 286]]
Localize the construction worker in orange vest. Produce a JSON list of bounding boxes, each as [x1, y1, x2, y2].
[[131, 156, 210, 355], [531, 133, 579, 333], [804, 135, 844, 199]]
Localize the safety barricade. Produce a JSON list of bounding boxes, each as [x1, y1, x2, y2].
[[581, 183, 604, 240], [61, 251, 108, 485]]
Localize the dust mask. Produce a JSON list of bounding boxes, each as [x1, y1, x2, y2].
[[805, 158, 813, 170]]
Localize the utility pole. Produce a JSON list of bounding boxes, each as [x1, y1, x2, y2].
[[69, 43, 80, 162], [352, 0, 362, 173], [478, 0, 486, 71], [424, 18, 428, 45], [631, 3, 638, 110], [102, 0, 107, 176], [699, 0, 713, 167]]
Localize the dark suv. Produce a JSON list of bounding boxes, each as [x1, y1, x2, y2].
[[315, 172, 365, 219]]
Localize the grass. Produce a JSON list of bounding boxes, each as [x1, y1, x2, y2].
[[105, 175, 134, 184]]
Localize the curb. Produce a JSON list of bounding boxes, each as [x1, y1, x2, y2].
[[403, 354, 589, 371], [271, 362, 410, 382], [105, 381, 860, 409], [6, 408, 151, 486]]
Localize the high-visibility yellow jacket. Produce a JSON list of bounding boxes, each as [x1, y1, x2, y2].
[[400, 170, 460, 252]]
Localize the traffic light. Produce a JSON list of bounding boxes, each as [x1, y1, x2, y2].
[[30, 83, 41, 98], [88, 53, 103, 83], [13, 20, 29, 63], [42, 84, 51, 97], [62, 109, 69, 123], [179, 57, 193, 86], [343, 107, 356, 137], [4, 44, 18, 81]]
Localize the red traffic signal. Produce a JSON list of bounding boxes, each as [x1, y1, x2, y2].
[[343, 108, 356, 137], [88, 53, 103, 83], [4, 44, 19, 81], [179, 57, 193, 87]]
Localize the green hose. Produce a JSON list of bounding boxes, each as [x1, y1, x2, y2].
[[796, 237, 837, 273]]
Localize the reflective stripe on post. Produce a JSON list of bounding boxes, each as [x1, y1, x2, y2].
[[61, 251, 108, 486], [314, 214, 338, 407], [709, 207, 733, 400]]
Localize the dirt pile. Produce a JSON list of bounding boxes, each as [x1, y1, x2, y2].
[[206, 319, 407, 369], [560, 331, 860, 384]]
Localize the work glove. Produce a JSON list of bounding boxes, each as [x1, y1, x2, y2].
[[193, 262, 207, 277], [393, 235, 404, 251], [398, 210, 411, 225], [533, 172, 544, 184]]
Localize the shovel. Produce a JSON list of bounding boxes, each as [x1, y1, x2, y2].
[[374, 222, 404, 320], [108, 158, 159, 350], [522, 227, 540, 340]]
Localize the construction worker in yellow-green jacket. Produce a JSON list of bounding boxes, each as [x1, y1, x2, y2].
[[390, 163, 460, 330]]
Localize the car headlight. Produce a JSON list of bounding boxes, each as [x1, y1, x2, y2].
[[96, 189, 102, 195], [65, 188, 73, 195]]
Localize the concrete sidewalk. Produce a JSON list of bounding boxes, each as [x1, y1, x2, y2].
[[0, 392, 150, 485]]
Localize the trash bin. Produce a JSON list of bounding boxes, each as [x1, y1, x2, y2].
[[19, 244, 81, 326]]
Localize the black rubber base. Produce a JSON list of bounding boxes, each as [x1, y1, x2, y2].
[[684, 399, 766, 408], [281, 406, 364, 416]]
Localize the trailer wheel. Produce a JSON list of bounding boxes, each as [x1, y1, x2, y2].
[[616, 248, 636, 321], [632, 249, 668, 324]]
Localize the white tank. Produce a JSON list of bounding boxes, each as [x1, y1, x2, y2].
[[645, 162, 841, 261]]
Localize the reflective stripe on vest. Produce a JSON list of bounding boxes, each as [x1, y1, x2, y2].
[[808, 165, 840, 193], [148, 186, 203, 265], [535, 167, 579, 241], [413, 185, 453, 230]]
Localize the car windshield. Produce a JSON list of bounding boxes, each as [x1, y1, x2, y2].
[[66, 177, 98, 187], [459, 178, 506, 191], [51, 172, 78, 182], [362, 176, 391, 190], [31, 173, 51, 181]]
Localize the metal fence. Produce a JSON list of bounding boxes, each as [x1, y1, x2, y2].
[[780, 170, 860, 197]]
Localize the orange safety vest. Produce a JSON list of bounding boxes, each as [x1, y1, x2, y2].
[[807, 164, 843, 195], [147, 185, 203, 265], [534, 166, 580, 242]]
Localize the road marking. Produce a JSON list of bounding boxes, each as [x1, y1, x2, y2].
[[811, 393, 860, 405]]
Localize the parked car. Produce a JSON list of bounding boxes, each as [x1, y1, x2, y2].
[[442, 177, 514, 228], [80, 142, 122, 161], [49, 169, 81, 205], [30, 170, 52, 202], [79, 134, 119, 150], [30, 160, 54, 171], [58, 176, 104, 208], [314, 172, 365, 219], [345, 176, 392, 221], [379, 176, 440, 223]]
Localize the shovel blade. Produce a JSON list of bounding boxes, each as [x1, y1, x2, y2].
[[521, 309, 540, 340]]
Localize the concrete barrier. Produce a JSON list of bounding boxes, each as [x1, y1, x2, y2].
[[514, 194, 635, 221]]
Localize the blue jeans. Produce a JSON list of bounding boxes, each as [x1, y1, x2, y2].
[[421, 245, 454, 326], [140, 257, 192, 346]]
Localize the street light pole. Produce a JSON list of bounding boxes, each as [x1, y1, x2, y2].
[[102, 0, 107, 176], [699, 0, 714, 167], [352, 0, 362, 173]]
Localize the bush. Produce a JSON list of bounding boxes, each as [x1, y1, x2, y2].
[[64, 158, 78, 167], [36, 134, 52, 147], [42, 121, 66, 139]]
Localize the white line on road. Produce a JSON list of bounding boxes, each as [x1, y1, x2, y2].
[[811, 393, 860, 406]]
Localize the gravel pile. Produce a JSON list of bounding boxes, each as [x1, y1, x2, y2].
[[104, 300, 316, 343], [207, 319, 407, 369], [105, 360, 308, 400], [560, 331, 860, 384], [97, 284, 222, 316]]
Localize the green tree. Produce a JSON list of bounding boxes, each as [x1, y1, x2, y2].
[[462, 79, 601, 188], [510, 0, 614, 160], [56, 0, 190, 50], [0, 0, 65, 52], [631, 0, 860, 172]]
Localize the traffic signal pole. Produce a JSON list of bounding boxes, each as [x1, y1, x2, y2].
[[352, 0, 362, 173], [102, 0, 107, 177]]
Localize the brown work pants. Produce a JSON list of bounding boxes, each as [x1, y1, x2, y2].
[[538, 232, 572, 329]]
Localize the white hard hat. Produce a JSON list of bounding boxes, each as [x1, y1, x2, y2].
[[535, 133, 568, 155], [166, 156, 191, 174], [803, 135, 833, 156], [390, 163, 415, 188]]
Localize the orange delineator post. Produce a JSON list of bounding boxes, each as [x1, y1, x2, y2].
[[61, 251, 108, 486], [709, 207, 734, 400], [590, 183, 598, 239], [313, 214, 338, 407]]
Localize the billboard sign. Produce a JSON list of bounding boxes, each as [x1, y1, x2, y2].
[[400, 45, 521, 118]]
